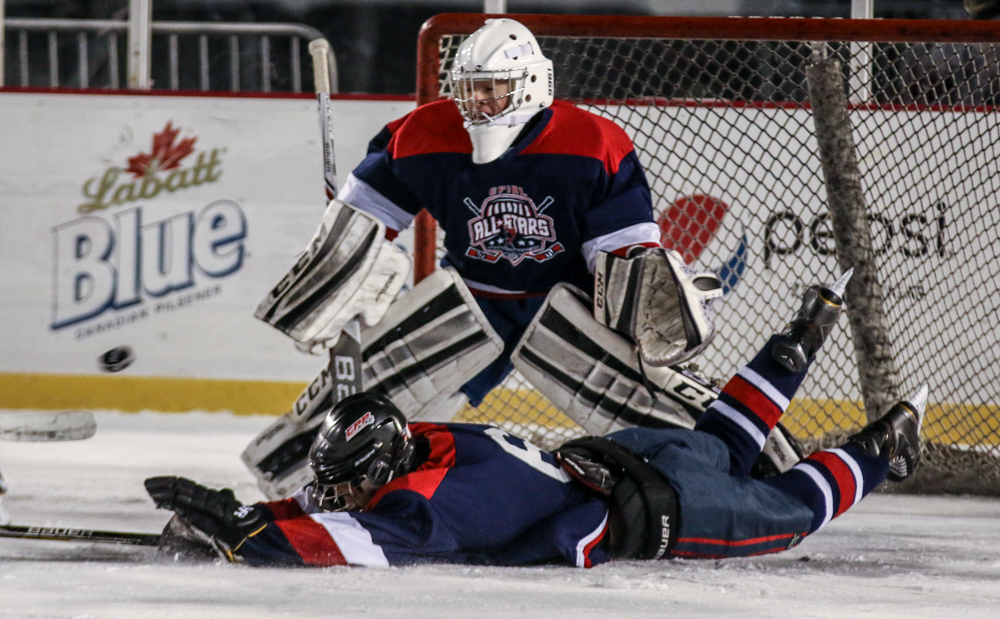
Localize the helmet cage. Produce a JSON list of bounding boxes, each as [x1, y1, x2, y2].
[[450, 67, 527, 125], [312, 476, 379, 512]]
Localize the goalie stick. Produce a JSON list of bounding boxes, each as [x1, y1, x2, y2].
[[242, 37, 370, 498], [309, 38, 338, 202], [0, 524, 160, 546]]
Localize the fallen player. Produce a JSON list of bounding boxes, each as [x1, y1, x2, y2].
[[145, 276, 926, 567]]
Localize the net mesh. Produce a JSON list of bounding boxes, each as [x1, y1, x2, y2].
[[426, 29, 1000, 495]]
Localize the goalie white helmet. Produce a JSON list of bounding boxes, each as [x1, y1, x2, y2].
[[449, 18, 554, 164]]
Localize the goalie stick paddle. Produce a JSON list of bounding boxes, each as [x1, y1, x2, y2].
[[0, 524, 160, 546], [0, 411, 96, 442]]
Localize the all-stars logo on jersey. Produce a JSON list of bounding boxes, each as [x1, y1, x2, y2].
[[465, 185, 564, 266]]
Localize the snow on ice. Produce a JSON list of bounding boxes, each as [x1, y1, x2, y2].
[[1, 411, 999, 618]]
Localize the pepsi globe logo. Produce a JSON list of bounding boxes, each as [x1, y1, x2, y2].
[[657, 194, 746, 295], [658, 194, 729, 265]]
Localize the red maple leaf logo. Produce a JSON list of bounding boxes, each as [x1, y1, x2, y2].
[[125, 122, 197, 179]]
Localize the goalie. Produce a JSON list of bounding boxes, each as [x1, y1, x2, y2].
[[146, 277, 927, 567], [245, 17, 732, 498]]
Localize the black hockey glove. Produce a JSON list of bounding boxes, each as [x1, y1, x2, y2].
[[145, 476, 266, 561]]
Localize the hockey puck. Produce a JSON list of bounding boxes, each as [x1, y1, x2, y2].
[[99, 346, 134, 373]]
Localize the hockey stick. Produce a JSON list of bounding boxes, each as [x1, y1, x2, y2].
[[0, 411, 96, 442], [0, 524, 160, 546], [242, 39, 366, 499], [308, 38, 337, 201]]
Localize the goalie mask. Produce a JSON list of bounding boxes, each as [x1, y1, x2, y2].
[[449, 18, 554, 164], [308, 393, 415, 512]]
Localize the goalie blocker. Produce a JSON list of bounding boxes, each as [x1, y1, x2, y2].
[[512, 283, 802, 477], [254, 199, 411, 354], [243, 267, 504, 499]]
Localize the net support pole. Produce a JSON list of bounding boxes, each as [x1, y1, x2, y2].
[[806, 54, 901, 422]]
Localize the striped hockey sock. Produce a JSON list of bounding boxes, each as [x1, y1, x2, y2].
[[764, 442, 889, 533], [695, 335, 809, 476]]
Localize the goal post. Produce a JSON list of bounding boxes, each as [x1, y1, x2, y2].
[[806, 53, 902, 424], [414, 14, 1000, 495]]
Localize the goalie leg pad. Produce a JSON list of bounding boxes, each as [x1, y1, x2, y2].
[[242, 328, 362, 499], [241, 362, 339, 499], [254, 200, 411, 353], [243, 268, 502, 499], [513, 284, 799, 476], [512, 283, 705, 436], [362, 267, 503, 421], [595, 248, 723, 367]]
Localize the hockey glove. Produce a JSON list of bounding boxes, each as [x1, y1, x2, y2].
[[145, 476, 267, 561]]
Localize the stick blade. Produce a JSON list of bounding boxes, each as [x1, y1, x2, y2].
[[0, 411, 97, 442]]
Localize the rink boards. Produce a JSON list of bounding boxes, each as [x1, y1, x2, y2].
[[0, 91, 994, 439]]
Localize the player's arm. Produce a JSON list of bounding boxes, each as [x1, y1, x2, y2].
[[145, 476, 465, 567], [337, 119, 424, 241], [145, 476, 386, 567], [580, 148, 662, 273]]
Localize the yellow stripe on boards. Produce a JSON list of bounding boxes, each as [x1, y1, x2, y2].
[[0, 373, 306, 416], [3, 376, 998, 448], [461, 388, 1000, 447]]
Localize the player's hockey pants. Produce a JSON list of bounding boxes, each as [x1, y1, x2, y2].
[[608, 335, 890, 559]]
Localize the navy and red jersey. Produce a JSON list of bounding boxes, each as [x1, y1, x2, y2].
[[339, 99, 660, 297], [237, 422, 610, 568]]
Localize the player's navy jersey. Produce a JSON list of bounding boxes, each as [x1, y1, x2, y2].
[[237, 423, 611, 568], [339, 99, 660, 297]]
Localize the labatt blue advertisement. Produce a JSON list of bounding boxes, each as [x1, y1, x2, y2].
[[0, 92, 414, 413]]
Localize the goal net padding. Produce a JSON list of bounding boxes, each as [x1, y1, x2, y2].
[[413, 14, 1000, 495]]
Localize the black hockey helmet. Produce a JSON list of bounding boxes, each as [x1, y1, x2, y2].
[[308, 392, 415, 511]]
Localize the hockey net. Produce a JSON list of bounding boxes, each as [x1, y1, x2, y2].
[[414, 14, 1000, 495]]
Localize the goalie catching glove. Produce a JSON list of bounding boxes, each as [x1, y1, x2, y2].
[[595, 247, 723, 367], [145, 476, 266, 562]]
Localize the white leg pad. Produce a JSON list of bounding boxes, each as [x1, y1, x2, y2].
[[363, 267, 503, 419], [512, 284, 709, 436], [243, 267, 502, 499]]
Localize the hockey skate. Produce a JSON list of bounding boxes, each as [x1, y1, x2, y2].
[[847, 385, 928, 482], [772, 269, 852, 372]]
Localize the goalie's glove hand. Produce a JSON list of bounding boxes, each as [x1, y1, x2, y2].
[[145, 476, 266, 560]]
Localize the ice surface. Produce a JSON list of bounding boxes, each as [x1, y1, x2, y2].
[[1, 411, 999, 619]]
